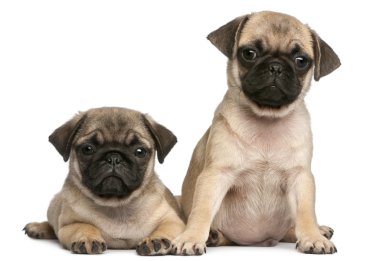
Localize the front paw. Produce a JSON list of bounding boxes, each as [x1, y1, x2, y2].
[[70, 239, 107, 254], [296, 235, 337, 254], [172, 233, 206, 255], [136, 237, 171, 256]]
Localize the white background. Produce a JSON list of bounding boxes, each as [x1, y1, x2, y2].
[[1, 0, 379, 260]]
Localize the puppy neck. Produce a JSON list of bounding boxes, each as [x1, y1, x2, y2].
[[216, 93, 311, 149]]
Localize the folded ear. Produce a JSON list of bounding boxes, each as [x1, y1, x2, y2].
[[49, 113, 87, 162], [143, 115, 177, 164], [311, 30, 341, 81], [207, 14, 250, 58]]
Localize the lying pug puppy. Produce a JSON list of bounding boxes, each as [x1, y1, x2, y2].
[[24, 107, 185, 255], [174, 11, 340, 255]]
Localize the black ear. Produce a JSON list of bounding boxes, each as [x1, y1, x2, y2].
[[49, 113, 87, 162], [207, 15, 249, 59], [207, 14, 250, 58], [143, 115, 177, 164], [311, 30, 341, 81]]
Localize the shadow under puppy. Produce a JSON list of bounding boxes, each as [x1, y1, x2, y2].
[[174, 11, 340, 255], [24, 107, 185, 255]]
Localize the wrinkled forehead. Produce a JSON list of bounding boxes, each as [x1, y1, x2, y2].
[[238, 13, 314, 56], [77, 110, 152, 146]]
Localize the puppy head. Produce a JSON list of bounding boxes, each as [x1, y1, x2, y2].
[[208, 11, 341, 117], [49, 107, 177, 206]]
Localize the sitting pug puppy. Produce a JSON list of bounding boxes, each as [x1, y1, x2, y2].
[[24, 107, 185, 255], [174, 11, 340, 255]]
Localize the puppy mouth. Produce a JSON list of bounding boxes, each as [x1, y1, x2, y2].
[[257, 84, 285, 102], [92, 176, 130, 198], [82, 165, 145, 199], [243, 84, 296, 109]]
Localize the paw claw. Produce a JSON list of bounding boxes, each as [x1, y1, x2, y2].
[[137, 237, 171, 256], [306, 246, 314, 254], [79, 242, 87, 254], [91, 241, 98, 253], [152, 240, 161, 252], [141, 243, 151, 255], [162, 238, 171, 249]]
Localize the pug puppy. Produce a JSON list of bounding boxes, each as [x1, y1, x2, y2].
[[24, 107, 185, 255], [173, 11, 340, 255]]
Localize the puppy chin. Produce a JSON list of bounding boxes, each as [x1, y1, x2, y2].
[[248, 97, 303, 118], [92, 176, 130, 198]]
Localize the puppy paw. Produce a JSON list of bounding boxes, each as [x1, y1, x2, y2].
[[296, 235, 337, 254], [23, 222, 56, 239], [319, 225, 334, 239], [206, 229, 220, 246], [206, 229, 232, 247], [70, 239, 107, 254], [172, 233, 206, 255], [136, 237, 171, 256]]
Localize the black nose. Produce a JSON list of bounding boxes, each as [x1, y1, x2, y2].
[[106, 153, 122, 166], [269, 62, 282, 76]]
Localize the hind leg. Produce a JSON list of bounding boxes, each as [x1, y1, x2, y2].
[[24, 221, 56, 239]]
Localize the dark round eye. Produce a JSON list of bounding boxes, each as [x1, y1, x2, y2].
[[241, 48, 257, 62], [295, 56, 309, 70], [134, 147, 147, 158], [81, 144, 95, 155]]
